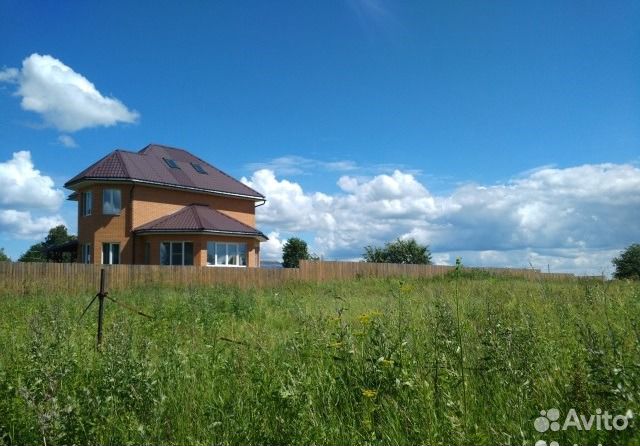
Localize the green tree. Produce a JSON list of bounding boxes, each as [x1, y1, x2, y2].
[[612, 243, 640, 280], [18, 225, 77, 263], [282, 237, 311, 268], [363, 238, 432, 264], [0, 248, 10, 262]]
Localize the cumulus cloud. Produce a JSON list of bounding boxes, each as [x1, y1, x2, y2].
[[260, 231, 286, 261], [243, 162, 640, 275], [0, 151, 65, 239], [0, 151, 64, 211], [0, 210, 65, 239], [0, 53, 139, 132]]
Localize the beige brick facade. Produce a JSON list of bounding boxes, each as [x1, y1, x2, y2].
[[75, 182, 261, 267]]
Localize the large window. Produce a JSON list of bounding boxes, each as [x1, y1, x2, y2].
[[81, 244, 92, 263], [207, 242, 247, 267], [102, 243, 120, 265], [160, 242, 194, 266], [82, 191, 92, 216], [103, 189, 121, 215]]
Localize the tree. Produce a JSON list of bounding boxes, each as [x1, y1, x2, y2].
[[282, 237, 311, 268], [18, 225, 77, 263], [612, 244, 640, 280], [363, 238, 432, 265], [0, 248, 10, 262]]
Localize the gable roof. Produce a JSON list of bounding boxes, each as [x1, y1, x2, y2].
[[134, 204, 268, 241], [64, 144, 264, 200]]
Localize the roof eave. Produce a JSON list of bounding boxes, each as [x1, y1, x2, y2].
[[134, 228, 268, 242], [64, 177, 265, 201]]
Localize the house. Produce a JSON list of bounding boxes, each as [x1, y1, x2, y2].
[[64, 144, 267, 267]]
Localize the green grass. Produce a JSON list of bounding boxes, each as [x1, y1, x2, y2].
[[0, 275, 639, 445]]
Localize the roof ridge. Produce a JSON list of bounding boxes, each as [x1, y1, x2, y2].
[[191, 205, 204, 229], [114, 151, 131, 178], [139, 143, 191, 154]]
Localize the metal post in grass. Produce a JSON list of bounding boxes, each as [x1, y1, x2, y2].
[[97, 268, 107, 348], [79, 267, 152, 350]]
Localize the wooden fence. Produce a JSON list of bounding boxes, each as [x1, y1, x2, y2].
[[0, 260, 576, 295]]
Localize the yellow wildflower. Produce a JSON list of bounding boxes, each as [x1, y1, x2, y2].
[[400, 284, 413, 294], [362, 388, 377, 399], [357, 310, 383, 325]]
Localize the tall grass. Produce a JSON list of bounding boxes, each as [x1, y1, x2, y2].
[[0, 276, 638, 445]]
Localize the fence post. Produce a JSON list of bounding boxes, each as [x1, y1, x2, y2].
[[97, 268, 107, 348]]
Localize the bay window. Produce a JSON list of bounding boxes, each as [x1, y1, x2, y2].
[[207, 242, 247, 267], [160, 242, 194, 266]]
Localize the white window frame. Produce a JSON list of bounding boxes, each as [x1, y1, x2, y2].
[[102, 242, 120, 265], [82, 191, 92, 216], [160, 241, 194, 266], [81, 243, 92, 263], [102, 188, 121, 215], [207, 242, 247, 267]]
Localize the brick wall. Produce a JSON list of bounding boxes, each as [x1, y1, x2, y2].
[[131, 185, 256, 228], [74, 182, 261, 266], [76, 183, 134, 264]]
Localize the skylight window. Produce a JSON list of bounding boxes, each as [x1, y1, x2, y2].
[[191, 163, 207, 174], [163, 158, 180, 169]]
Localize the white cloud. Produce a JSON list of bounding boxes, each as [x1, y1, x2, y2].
[[0, 151, 66, 240], [0, 67, 19, 82], [0, 210, 64, 239], [57, 134, 78, 148], [0, 151, 64, 211], [243, 162, 640, 275], [0, 53, 139, 132], [245, 156, 358, 176], [260, 231, 286, 261], [245, 155, 422, 177]]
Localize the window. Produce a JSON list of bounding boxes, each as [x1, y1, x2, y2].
[[81, 244, 92, 263], [207, 242, 247, 267], [102, 243, 120, 265], [163, 158, 180, 169], [103, 189, 121, 215], [143, 242, 151, 265], [191, 163, 207, 174], [82, 191, 92, 216], [160, 242, 194, 266]]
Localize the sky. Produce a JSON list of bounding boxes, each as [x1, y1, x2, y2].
[[0, 0, 639, 275]]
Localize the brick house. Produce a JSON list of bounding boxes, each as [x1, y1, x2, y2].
[[64, 144, 267, 267]]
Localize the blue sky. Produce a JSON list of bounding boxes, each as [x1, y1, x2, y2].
[[1, 0, 639, 274]]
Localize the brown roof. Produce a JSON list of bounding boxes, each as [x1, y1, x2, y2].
[[64, 144, 264, 200], [134, 204, 267, 240]]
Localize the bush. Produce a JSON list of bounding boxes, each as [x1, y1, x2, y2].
[[282, 237, 311, 268], [363, 238, 432, 264], [612, 243, 640, 280]]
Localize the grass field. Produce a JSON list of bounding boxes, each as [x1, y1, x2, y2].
[[0, 273, 639, 445]]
